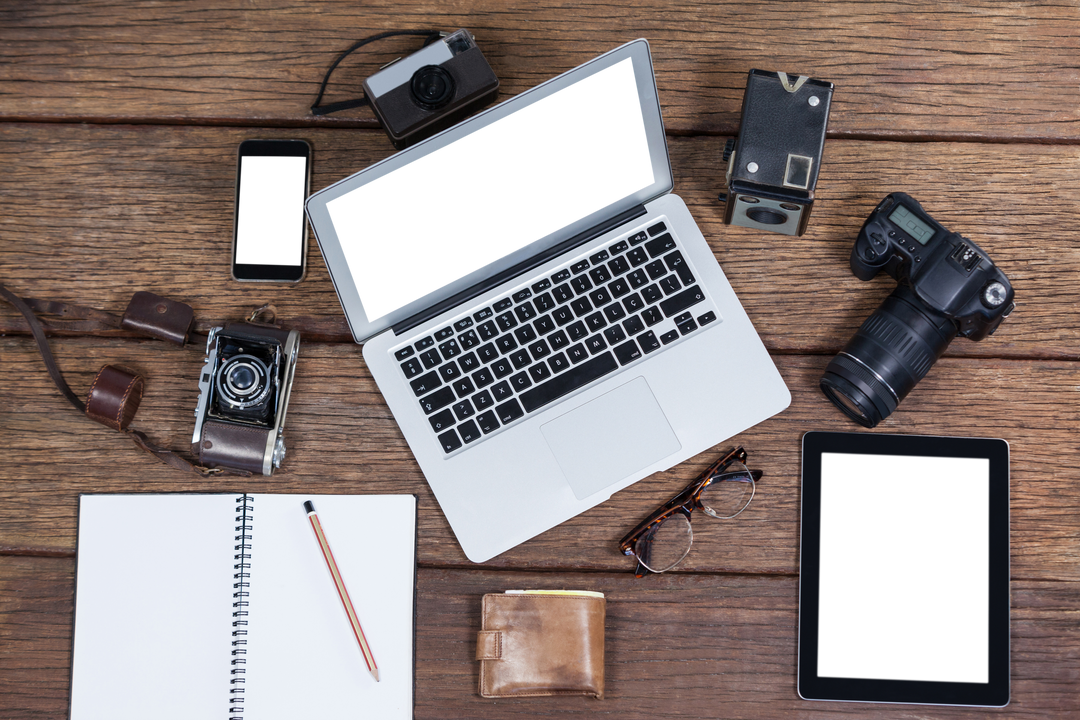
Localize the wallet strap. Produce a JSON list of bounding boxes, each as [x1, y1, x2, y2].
[[476, 631, 502, 660], [0, 283, 249, 478]]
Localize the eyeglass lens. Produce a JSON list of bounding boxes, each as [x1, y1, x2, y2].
[[632, 462, 755, 573]]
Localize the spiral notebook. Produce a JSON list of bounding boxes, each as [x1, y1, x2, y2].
[[69, 493, 417, 720]]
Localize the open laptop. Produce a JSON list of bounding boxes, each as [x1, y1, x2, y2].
[[305, 39, 790, 562]]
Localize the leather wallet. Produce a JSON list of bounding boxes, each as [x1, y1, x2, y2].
[[476, 590, 605, 699]]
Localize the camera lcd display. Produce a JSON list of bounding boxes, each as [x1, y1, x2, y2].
[[817, 452, 990, 684], [888, 204, 935, 245], [325, 56, 655, 322], [235, 155, 308, 267]]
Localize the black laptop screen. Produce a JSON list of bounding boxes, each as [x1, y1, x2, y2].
[[816, 452, 992, 684], [326, 56, 653, 321]]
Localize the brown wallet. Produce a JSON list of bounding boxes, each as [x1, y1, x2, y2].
[[476, 591, 605, 699]]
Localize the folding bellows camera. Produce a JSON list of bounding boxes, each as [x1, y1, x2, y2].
[[720, 69, 834, 236]]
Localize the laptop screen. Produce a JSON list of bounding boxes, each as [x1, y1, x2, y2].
[[306, 40, 672, 343]]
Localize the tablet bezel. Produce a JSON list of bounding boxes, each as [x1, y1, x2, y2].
[[798, 431, 1010, 707]]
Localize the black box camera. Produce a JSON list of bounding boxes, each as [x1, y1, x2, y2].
[[820, 193, 1016, 428], [363, 29, 499, 150], [719, 70, 834, 236]]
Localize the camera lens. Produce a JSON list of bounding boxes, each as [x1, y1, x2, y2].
[[410, 65, 455, 110], [820, 285, 958, 427], [746, 208, 788, 225], [217, 354, 272, 409], [229, 364, 257, 392]]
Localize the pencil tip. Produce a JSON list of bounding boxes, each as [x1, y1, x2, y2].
[[371, 667, 380, 682]]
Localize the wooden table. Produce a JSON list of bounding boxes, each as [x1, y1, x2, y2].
[[2, 2, 1078, 717]]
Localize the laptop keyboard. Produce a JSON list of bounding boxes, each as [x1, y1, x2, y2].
[[393, 220, 719, 455]]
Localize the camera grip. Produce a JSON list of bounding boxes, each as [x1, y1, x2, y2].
[[197, 421, 273, 475]]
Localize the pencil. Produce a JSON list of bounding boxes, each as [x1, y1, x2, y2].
[[304, 500, 380, 682]]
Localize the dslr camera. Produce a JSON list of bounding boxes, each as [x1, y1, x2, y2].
[[363, 29, 499, 149], [192, 322, 300, 475], [719, 69, 834, 236], [820, 193, 1015, 428]]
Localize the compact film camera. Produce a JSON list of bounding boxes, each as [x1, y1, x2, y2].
[[192, 322, 300, 475], [820, 193, 1016, 428], [719, 69, 834, 236], [363, 29, 499, 149]]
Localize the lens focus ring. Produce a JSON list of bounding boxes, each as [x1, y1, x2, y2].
[[216, 354, 271, 409]]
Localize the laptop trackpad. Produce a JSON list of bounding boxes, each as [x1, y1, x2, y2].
[[541, 376, 681, 500]]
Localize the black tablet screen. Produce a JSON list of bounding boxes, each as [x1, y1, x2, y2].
[[819, 452, 989, 682]]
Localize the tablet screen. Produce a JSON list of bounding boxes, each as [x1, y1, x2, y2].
[[818, 453, 989, 683], [798, 432, 1010, 707]]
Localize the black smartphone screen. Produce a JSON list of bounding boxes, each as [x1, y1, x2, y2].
[[232, 139, 311, 282]]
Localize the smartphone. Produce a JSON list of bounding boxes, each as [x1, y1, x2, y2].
[[232, 139, 312, 282]]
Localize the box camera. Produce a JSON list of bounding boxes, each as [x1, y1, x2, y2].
[[191, 322, 300, 475], [719, 69, 833, 236], [363, 29, 499, 149], [820, 193, 1016, 428]]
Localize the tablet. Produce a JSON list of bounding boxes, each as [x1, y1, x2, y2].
[[798, 431, 1010, 707]]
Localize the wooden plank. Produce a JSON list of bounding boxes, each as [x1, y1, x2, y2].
[[1, 559, 1076, 719], [0, 1, 1078, 139], [3, 339, 1078, 581], [1, 124, 1076, 358]]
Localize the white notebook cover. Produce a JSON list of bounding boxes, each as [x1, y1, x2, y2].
[[70, 493, 417, 720]]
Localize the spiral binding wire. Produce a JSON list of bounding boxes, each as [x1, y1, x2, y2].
[[230, 494, 254, 719]]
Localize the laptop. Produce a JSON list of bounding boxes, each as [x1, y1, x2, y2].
[[305, 39, 791, 562]]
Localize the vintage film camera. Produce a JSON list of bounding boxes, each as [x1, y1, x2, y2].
[[719, 70, 834, 236], [820, 193, 1016, 428], [192, 321, 300, 475], [363, 29, 499, 149]]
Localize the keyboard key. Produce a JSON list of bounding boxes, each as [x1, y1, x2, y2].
[[552, 306, 575, 326], [664, 250, 695, 285], [473, 389, 494, 410], [529, 339, 551, 361], [519, 352, 619, 413], [429, 408, 455, 433], [660, 275, 683, 295], [660, 330, 680, 345], [638, 331, 662, 353], [585, 311, 607, 332], [435, 326, 454, 341], [514, 302, 536, 322], [509, 349, 531, 369], [675, 312, 693, 325], [645, 233, 677, 257], [623, 293, 644, 313], [510, 371, 532, 392], [567, 343, 589, 363], [641, 283, 664, 304], [472, 366, 495, 388], [548, 352, 570, 373], [660, 285, 706, 317], [604, 325, 627, 345], [698, 311, 717, 326], [589, 287, 612, 307], [569, 275, 592, 294], [495, 335, 518, 354], [603, 302, 626, 323], [608, 256, 630, 276], [410, 370, 441, 396], [589, 249, 610, 265], [495, 312, 517, 332], [589, 265, 612, 285], [629, 231, 649, 245], [420, 348, 441, 369], [420, 387, 455, 415], [570, 297, 593, 317], [400, 357, 423, 378], [454, 317, 474, 332], [609, 277, 631, 298], [678, 317, 699, 335], [534, 292, 555, 312], [514, 324, 538, 344], [567, 321, 588, 341], [552, 283, 574, 304], [491, 381, 513, 402], [415, 336, 434, 351], [452, 400, 475, 421], [438, 339, 460, 360], [491, 358, 514, 379], [613, 339, 642, 365], [627, 269, 648, 288], [452, 377, 476, 398], [437, 362, 461, 383], [459, 329, 480, 349], [610, 240, 629, 254], [531, 278, 552, 293], [513, 289, 532, 303], [395, 346, 415, 361], [627, 247, 649, 266], [647, 221, 667, 236], [623, 314, 645, 336], [642, 306, 664, 326], [571, 260, 590, 274], [493, 297, 513, 312], [496, 399, 525, 424], [476, 410, 500, 434], [473, 307, 494, 322], [533, 314, 555, 335], [585, 334, 608, 354], [549, 330, 570, 349], [645, 259, 667, 280], [458, 420, 481, 444], [551, 268, 572, 283], [528, 362, 552, 383], [477, 320, 498, 340], [438, 429, 462, 453]]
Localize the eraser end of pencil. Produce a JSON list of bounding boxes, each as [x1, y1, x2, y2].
[[303, 500, 315, 514]]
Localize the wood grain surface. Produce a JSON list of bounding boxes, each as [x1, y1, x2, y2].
[[1, 1, 1077, 717]]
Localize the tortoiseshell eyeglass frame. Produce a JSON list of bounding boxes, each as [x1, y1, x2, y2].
[[617, 446, 762, 578]]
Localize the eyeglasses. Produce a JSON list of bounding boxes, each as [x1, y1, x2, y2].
[[618, 447, 761, 577]]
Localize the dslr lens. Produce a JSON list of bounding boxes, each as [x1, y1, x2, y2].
[[820, 285, 957, 427], [410, 66, 455, 110]]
